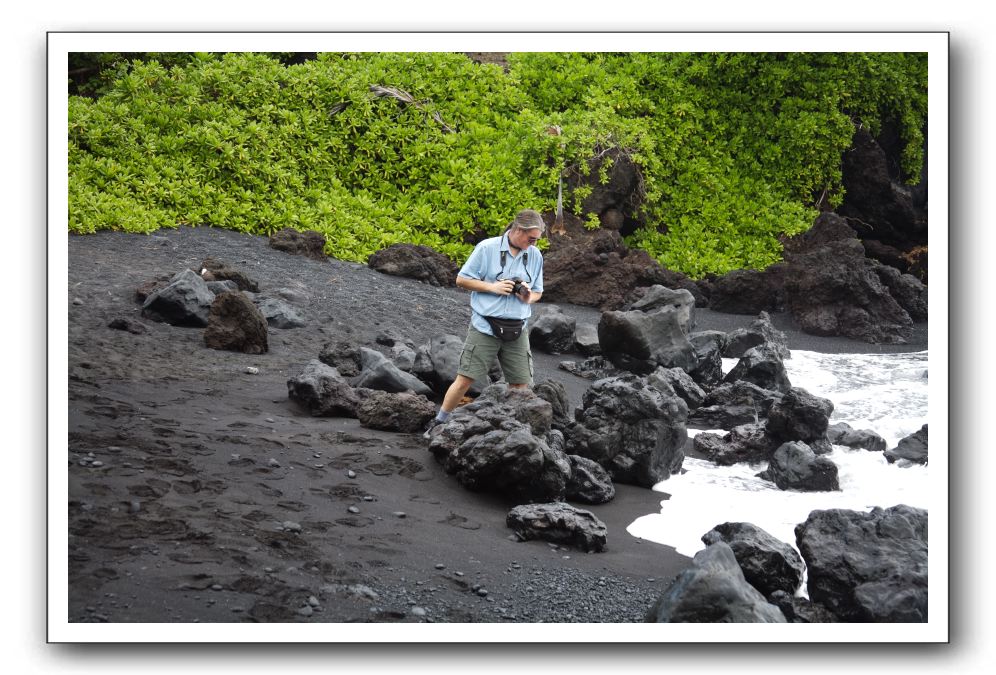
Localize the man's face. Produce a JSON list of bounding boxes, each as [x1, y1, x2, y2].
[[510, 226, 542, 250]]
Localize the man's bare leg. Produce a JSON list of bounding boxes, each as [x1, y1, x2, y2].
[[440, 374, 476, 413]]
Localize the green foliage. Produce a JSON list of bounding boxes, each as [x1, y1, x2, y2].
[[68, 51, 927, 277]]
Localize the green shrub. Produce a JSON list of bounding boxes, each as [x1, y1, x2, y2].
[[68, 51, 927, 277]]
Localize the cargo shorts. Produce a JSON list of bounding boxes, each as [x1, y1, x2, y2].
[[457, 326, 533, 386]]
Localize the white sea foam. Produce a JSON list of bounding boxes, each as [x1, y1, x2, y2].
[[628, 350, 930, 563]]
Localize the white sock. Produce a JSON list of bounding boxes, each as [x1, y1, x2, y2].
[[435, 410, 451, 422]]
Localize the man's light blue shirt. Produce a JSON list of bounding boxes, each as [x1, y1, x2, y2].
[[458, 232, 544, 337]]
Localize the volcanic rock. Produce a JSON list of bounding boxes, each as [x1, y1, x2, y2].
[[199, 257, 259, 292], [268, 228, 328, 260], [426, 386, 568, 502], [529, 305, 577, 354], [566, 374, 686, 487], [884, 424, 928, 465], [287, 360, 360, 417], [758, 441, 840, 492], [795, 504, 928, 622], [645, 542, 786, 623], [827, 422, 888, 453], [141, 268, 215, 327], [766, 387, 835, 444], [598, 307, 697, 375], [507, 502, 607, 552], [367, 243, 459, 287], [203, 291, 269, 354], [565, 455, 615, 504], [723, 343, 792, 393], [357, 391, 436, 433], [701, 522, 805, 597]]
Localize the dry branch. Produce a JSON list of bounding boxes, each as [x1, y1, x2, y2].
[[369, 84, 455, 133]]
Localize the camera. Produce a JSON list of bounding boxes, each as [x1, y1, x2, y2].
[[511, 277, 527, 298]]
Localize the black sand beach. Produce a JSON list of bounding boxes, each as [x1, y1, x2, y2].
[[64, 226, 927, 623]]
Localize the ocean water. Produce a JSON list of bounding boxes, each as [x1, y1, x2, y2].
[[627, 350, 931, 565]]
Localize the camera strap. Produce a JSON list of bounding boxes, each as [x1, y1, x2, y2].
[[497, 234, 531, 283]]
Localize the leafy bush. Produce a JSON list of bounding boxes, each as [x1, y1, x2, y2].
[[68, 51, 927, 277]]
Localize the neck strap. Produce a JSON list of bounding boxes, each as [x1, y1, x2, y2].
[[498, 233, 531, 283]]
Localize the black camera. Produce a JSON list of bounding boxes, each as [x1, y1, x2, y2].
[[511, 277, 527, 298]]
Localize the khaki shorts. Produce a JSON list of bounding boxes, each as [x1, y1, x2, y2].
[[457, 326, 533, 386]]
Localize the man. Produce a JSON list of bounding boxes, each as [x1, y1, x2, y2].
[[424, 209, 545, 436]]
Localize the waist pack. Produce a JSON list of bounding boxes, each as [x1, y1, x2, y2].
[[484, 316, 526, 342]]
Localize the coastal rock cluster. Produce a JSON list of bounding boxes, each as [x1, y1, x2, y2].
[[88, 224, 928, 625], [654, 505, 929, 623]]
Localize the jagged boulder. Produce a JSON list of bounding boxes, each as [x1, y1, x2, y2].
[[687, 331, 726, 388], [203, 291, 269, 354], [319, 341, 362, 378], [827, 422, 888, 453], [557, 356, 619, 381], [426, 386, 568, 502], [627, 286, 696, 334], [598, 307, 697, 375], [141, 269, 215, 327], [268, 228, 327, 260], [367, 243, 459, 287], [507, 502, 608, 552], [645, 542, 786, 623], [566, 455, 615, 504], [724, 343, 792, 393], [566, 374, 686, 487], [885, 424, 928, 465], [701, 522, 806, 598], [199, 257, 259, 292], [573, 323, 601, 356], [533, 380, 572, 433], [692, 423, 779, 466], [689, 381, 783, 430], [647, 367, 706, 410], [354, 348, 433, 396], [795, 505, 928, 622], [873, 264, 928, 322], [837, 128, 927, 248], [782, 211, 859, 255], [287, 360, 360, 417], [529, 305, 577, 354], [542, 229, 702, 310], [707, 266, 786, 315], [412, 334, 488, 395], [206, 280, 239, 295], [357, 391, 436, 433], [253, 296, 306, 328], [758, 441, 840, 492], [783, 239, 914, 344], [390, 342, 417, 372], [766, 387, 835, 445], [723, 311, 791, 360], [768, 591, 840, 623]]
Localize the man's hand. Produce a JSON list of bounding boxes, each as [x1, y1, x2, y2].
[[491, 279, 516, 296], [513, 281, 532, 302]]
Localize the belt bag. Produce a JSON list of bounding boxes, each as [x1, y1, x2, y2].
[[484, 316, 526, 342]]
